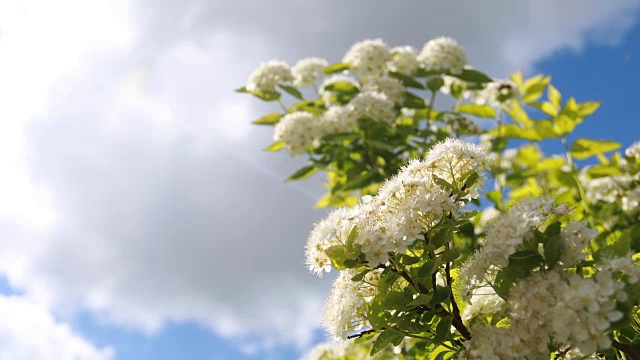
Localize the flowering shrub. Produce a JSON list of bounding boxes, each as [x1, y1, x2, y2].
[[237, 37, 640, 359]]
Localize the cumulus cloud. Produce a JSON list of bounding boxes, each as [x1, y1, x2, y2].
[[0, 0, 638, 355], [0, 294, 113, 360]]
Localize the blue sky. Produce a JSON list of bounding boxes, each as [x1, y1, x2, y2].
[[0, 1, 639, 360]]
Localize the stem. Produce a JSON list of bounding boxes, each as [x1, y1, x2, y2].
[[389, 256, 428, 294], [347, 329, 376, 339], [437, 308, 471, 340]]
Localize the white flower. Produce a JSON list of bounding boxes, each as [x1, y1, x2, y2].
[[424, 138, 493, 200], [625, 141, 640, 158], [317, 105, 357, 135], [362, 75, 406, 104], [470, 80, 520, 109], [305, 207, 360, 276], [482, 197, 555, 267], [349, 91, 396, 125], [292, 57, 329, 87], [343, 39, 391, 76], [461, 285, 506, 322], [560, 221, 597, 267], [322, 270, 367, 340], [418, 37, 467, 74], [246, 60, 293, 92], [389, 46, 420, 73], [273, 111, 319, 156]]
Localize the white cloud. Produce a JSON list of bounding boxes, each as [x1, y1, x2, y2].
[[0, 0, 638, 355], [0, 294, 113, 360]]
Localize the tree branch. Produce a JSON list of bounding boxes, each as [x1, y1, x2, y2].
[[612, 340, 640, 360], [347, 328, 377, 340]]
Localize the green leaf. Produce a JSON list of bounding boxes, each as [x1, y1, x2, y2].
[[366, 140, 396, 151], [493, 266, 527, 299], [571, 139, 621, 160], [323, 62, 350, 74], [324, 81, 359, 94], [552, 114, 577, 136], [431, 285, 451, 305], [440, 248, 461, 262], [522, 75, 551, 103], [485, 191, 502, 207], [353, 331, 376, 345], [290, 99, 326, 115], [402, 91, 427, 109], [252, 113, 282, 125], [342, 171, 382, 191], [598, 230, 631, 259], [452, 69, 493, 83], [508, 250, 544, 268], [459, 210, 481, 220], [278, 84, 303, 100], [490, 124, 542, 141], [286, 165, 318, 181], [409, 294, 433, 307], [463, 172, 480, 190], [458, 104, 496, 118], [433, 317, 453, 344], [325, 245, 350, 269], [506, 102, 532, 126], [370, 330, 404, 356], [346, 225, 359, 249], [533, 119, 558, 139], [427, 77, 445, 92], [314, 193, 358, 208], [547, 84, 561, 109], [433, 176, 455, 193], [587, 164, 622, 178], [234, 86, 248, 93], [544, 221, 561, 237], [389, 71, 426, 89], [544, 235, 563, 266], [250, 89, 281, 102], [577, 101, 600, 117], [264, 141, 284, 152], [351, 268, 371, 282]]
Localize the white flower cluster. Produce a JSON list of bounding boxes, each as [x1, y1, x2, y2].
[[389, 46, 420, 73], [582, 144, 640, 214], [418, 37, 467, 74], [560, 221, 598, 267], [246, 60, 293, 92], [292, 57, 329, 87], [303, 335, 402, 360], [306, 138, 491, 275], [458, 198, 585, 301], [273, 107, 360, 156], [626, 141, 640, 159], [273, 111, 319, 156], [459, 270, 624, 359], [361, 75, 406, 104], [443, 113, 482, 135], [349, 91, 397, 125], [424, 138, 494, 200], [321, 269, 369, 340], [342, 39, 392, 76], [461, 285, 506, 323], [470, 80, 520, 109]]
